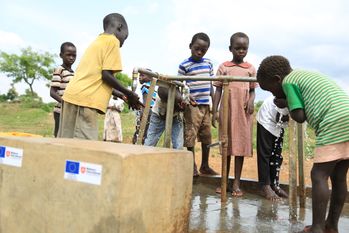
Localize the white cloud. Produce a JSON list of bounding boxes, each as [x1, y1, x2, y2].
[[0, 30, 26, 53]]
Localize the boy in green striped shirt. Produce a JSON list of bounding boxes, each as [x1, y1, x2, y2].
[[257, 55, 349, 233]]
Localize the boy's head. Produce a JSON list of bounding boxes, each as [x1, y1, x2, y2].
[[139, 68, 152, 84], [257, 55, 292, 98], [60, 42, 76, 67], [189, 32, 210, 61], [229, 32, 249, 63], [103, 13, 128, 47]]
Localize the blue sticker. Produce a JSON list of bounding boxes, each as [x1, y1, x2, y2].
[[65, 160, 80, 174], [0, 146, 5, 158]]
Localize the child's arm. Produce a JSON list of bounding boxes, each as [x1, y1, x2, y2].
[[102, 70, 143, 109], [50, 86, 61, 103], [211, 86, 222, 128], [246, 88, 255, 114], [290, 109, 306, 123]]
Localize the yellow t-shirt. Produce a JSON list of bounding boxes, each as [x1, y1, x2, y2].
[[63, 33, 122, 113]]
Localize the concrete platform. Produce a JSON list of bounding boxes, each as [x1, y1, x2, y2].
[[0, 136, 193, 233], [190, 178, 349, 233]]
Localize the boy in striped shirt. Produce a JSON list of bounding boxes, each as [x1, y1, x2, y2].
[[178, 32, 217, 176], [50, 42, 76, 137], [257, 55, 349, 233]]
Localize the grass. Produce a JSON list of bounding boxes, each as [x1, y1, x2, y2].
[[0, 102, 315, 158]]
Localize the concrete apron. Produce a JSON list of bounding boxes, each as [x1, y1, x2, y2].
[[190, 176, 349, 233]]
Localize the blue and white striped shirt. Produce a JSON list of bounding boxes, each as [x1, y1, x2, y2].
[[178, 57, 213, 105]]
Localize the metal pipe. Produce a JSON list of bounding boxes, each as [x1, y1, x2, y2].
[[137, 68, 256, 83], [221, 81, 229, 203], [298, 123, 306, 208]]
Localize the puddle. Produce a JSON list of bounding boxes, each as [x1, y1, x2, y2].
[[189, 182, 349, 233]]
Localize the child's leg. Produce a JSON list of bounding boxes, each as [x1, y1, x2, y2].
[[310, 160, 338, 233], [187, 146, 198, 176], [232, 156, 244, 196], [143, 113, 165, 147], [199, 143, 218, 175], [216, 155, 232, 194], [326, 160, 349, 232], [257, 123, 280, 200], [171, 115, 183, 149]]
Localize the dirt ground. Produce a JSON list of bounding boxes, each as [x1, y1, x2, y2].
[[194, 147, 349, 187]]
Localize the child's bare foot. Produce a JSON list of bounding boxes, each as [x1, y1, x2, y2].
[[215, 186, 233, 194], [298, 225, 335, 233], [199, 167, 218, 176], [325, 221, 339, 233], [272, 186, 288, 198], [232, 189, 244, 197], [261, 185, 280, 201]]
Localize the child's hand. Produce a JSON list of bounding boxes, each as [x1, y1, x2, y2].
[[211, 111, 218, 128], [245, 100, 254, 114], [189, 95, 198, 106], [127, 92, 144, 110], [274, 98, 288, 108]]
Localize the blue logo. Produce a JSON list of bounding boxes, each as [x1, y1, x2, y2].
[[65, 160, 80, 174], [0, 146, 5, 158]]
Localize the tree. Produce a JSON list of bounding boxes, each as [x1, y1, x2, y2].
[[0, 47, 55, 96], [115, 72, 132, 87]]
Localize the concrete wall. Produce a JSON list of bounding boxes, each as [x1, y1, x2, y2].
[[0, 137, 193, 233]]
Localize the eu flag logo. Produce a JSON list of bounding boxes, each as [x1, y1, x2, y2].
[[0, 146, 5, 158], [65, 160, 80, 174]]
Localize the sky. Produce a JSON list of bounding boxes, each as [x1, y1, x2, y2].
[[1, 0, 349, 102]]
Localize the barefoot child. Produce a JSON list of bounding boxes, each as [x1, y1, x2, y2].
[[178, 32, 217, 177], [50, 42, 76, 137], [256, 96, 289, 201], [257, 55, 349, 233], [212, 32, 257, 196]]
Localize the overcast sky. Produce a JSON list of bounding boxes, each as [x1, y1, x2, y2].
[[1, 0, 349, 102]]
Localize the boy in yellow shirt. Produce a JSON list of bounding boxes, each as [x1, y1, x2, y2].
[[59, 13, 142, 140]]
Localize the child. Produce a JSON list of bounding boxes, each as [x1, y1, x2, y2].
[[49, 42, 76, 137], [257, 55, 349, 233], [212, 32, 257, 196], [256, 96, 289, 201], [178, 32, 217, 177], [132, 70, 157, 144], [103, 95, 124, 143], [144, 86, 184, 149], [59, 13, 142, 140]]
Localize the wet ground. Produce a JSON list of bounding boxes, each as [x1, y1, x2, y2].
[[189, 181, 349, 233]]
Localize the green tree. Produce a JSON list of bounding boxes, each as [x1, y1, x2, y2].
[[115, 72, 132, 87], [6, 84, 19, 101], [0, 47, 55, 96]]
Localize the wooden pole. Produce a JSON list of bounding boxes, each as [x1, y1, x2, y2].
[[136, 78, 157, 145], [297, 123, 306, 208], [221, 81, 229, 203], [163, 85, 176, 148], [289, 120, 298, 220]]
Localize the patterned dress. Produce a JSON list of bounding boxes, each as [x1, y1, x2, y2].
[[213, 61, 257, 156]]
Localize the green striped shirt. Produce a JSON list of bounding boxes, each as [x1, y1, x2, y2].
[[283, 70, 349, 146]]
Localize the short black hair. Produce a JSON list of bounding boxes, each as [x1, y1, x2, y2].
[[230, 32, 249, 45], [191, 32, 210, 47], [103, 13, 126, 30], [60, 42, 75, 53], [257, 55, 292, 82]]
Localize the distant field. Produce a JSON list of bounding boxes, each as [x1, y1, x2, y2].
[[0, 102, 315, 158]]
